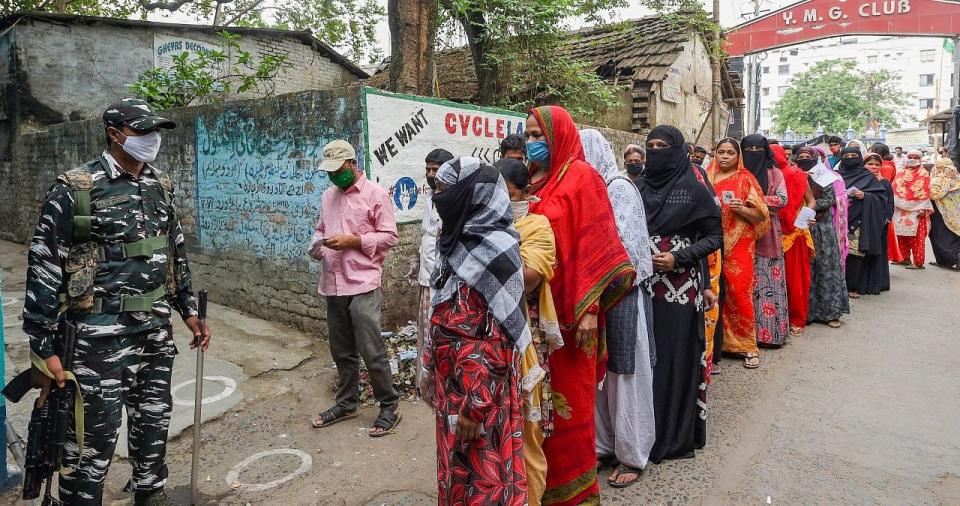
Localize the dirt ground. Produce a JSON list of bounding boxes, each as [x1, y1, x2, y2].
[[2, 238, 959, 505]]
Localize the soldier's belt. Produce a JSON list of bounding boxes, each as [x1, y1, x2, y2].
[[99, 234, 168, 261], [92, 285, 167, 314], [59, 285, 167, 314]]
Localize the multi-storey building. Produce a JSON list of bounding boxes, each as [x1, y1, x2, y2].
[[747, 36, 955, 136]]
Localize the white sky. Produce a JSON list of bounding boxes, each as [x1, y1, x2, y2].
[[148, 0, 789, 62]]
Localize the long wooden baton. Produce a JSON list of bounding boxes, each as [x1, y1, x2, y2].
[[190, 290, 208, 506]]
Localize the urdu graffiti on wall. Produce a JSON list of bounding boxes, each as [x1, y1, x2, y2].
[[194, 103, 361, 260], [363, 88, 525, 223]]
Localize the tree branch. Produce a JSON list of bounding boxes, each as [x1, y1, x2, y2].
[[222, 0, 267, 26], [138, 0, 194, 11]]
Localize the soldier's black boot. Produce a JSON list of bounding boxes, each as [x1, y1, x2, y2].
[[133, 489, 174, 506]]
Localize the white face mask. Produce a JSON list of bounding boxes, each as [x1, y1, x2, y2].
[[510, 200, 529, 220], [906, 158, 921, 167], [119, 131, 162, 162]]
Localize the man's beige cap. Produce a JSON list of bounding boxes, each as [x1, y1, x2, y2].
[[319, 139, 356, 172]]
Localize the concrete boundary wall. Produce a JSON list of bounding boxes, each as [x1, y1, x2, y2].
[[0, 86, 642, 337]]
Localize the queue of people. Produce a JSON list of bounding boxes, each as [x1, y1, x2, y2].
[[306, 105, 960, 506]]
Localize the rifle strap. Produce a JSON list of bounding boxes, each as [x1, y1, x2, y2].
[[29, 350, 84, 475]]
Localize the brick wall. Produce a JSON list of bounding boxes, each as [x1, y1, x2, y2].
[[0, 17, 361, 157]]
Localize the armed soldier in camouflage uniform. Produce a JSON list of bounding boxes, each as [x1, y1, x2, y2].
[[22, 98, 212, 506]]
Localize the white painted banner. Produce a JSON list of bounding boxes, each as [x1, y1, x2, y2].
[[153, 34, 219, 69], [363, 88, 526, 223]]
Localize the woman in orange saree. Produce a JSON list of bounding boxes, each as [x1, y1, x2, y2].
[[526, 105, 636, 505], [708, 138, 770, 369]]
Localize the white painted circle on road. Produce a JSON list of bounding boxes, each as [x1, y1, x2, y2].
[[171, 376, 237, 406], [225, 448, 313, 492]]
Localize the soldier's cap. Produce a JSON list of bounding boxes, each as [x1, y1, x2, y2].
[[103, 98, 177, 133], [319, 139, 357, 172]]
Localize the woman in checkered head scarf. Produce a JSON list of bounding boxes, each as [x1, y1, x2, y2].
[[422, 156, 529, 506]]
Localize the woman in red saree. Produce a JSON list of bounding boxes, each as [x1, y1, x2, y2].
[[526, 106, 636, 505], [708, 138, 769, 369], [771, 144, 815, 336]]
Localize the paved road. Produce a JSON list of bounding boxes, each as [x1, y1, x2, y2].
[[2, 239, 959, 505]]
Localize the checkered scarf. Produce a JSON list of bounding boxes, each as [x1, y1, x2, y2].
[[431, 157, 532, 353]]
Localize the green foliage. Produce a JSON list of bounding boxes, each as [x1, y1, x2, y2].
[[3, 1, 385, 65], [440, 0, 628, 123], [129, 31, 287, 110], [772, 59, 914, 135], [0, 0, 141, 17]]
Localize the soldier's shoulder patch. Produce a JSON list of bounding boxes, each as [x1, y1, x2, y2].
[[57, 166, 94, 191]]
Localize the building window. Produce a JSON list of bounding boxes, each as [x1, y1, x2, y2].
[[921, 49, 936, 62], [920, 74, 935, 86], [919, 98, 935, 109], [762, 66, 770, 74], [867, 55, 877, 63], [789, 48, 799, 56], [778, 86, 789, 97], [951, 72, 955, 87], [778, 64, 789, 75], [762, 87, 770, 96]]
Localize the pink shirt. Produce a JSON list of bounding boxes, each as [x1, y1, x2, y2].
[[310, 173, 399, 297]]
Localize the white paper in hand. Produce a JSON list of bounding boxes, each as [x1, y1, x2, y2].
[[846, 185, 859, 197], [793, 206, 816, 229], [809, 162, 840, 187]]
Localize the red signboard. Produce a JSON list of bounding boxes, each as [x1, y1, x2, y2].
[[725, 0, 960, 55]]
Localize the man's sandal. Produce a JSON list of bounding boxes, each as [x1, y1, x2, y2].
[[312, 405, 358, 428], [608, 464, 643, 489], [744, 353, 760, 369], [369, 409, 402, 438]]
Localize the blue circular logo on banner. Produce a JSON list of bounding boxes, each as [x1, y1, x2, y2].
[[393, 176, 419, 211]]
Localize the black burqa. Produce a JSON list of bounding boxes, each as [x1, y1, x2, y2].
[[840, 149, 894, 294], [638, 125, 723, 463], [741, 134, 773, 193]]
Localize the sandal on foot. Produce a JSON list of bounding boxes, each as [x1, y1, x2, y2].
[[905, 264, 924, 270], [369, 409, 402, 437], [596, 455, 619, 470], [312, 405, 358, 428], [744, 353, 760, 369], [711, 362, 721, 375], [848, 292, 860, 299], [608, 464, 643, 489], [790, 326, 805, 336], [827, 320, 841, 328]]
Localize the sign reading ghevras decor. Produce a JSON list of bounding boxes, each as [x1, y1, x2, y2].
[[725, 0, 960, 56], [153, 34, 219, 69], [362, 87, 526, 223]]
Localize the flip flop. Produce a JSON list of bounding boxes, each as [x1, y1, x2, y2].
[[608, 464, 643, 489]]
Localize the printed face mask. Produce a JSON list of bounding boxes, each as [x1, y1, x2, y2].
[[510, 200, 529, 220], [625, 162, 645, 176], [526, 140, 549, 166], [119, 130, 162, 162], [330, 167, 356, 189]]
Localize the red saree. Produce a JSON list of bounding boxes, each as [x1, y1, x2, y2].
[[708, 161, 769, 355], [772, 146, 813, 329], [528, 105, 635, 505]]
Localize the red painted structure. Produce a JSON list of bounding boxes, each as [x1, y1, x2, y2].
[[725, 0, 960, 56]]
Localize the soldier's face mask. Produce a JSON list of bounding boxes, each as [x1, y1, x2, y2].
[[114, 128, 162, 163]]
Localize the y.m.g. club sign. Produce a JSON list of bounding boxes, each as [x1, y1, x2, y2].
[[725, 0, 960, 55]]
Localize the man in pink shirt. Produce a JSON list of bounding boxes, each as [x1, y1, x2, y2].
[[308, 139, 401, 436]]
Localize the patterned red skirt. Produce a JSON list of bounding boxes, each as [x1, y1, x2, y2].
[[428, 283, 527, 505]]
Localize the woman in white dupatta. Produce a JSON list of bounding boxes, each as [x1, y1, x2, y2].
[[580, 129, 655, 488]]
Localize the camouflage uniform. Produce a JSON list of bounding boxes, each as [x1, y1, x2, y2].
[[22, 100, 196, 505]]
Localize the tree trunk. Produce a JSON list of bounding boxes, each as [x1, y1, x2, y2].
[[388, 0, 438, 96], [439, 0, 501, 104]]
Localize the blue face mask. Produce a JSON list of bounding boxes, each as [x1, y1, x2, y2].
[[526, 140, 549, 166]]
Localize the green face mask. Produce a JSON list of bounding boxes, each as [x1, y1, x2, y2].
[[329, 166, 356, 189]]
